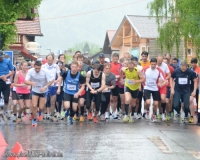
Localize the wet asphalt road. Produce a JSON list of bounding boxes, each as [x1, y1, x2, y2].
[[0, 117, 200, 160]]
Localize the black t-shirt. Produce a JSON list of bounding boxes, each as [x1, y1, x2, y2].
[[61, 70, 85, 84], [171, 68, 196, 94]]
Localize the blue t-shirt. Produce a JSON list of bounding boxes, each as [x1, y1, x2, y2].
[[0, 59, 14, 82]]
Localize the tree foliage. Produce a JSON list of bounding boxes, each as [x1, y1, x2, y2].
[[148, 0, 200, 60], [67, 41, 101, 56], [0, 0, 42, 49]]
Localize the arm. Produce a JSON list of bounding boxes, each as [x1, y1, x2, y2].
[[96, 73, 106, 92], [170, 78, 175, 94], [86, 71, 94, 91], [165, 72, 171, 80], [0, 71, 14, 81], [109, 77, 116, 90], [135, 71, 145, 83]]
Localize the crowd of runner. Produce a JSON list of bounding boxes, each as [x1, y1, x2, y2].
[[0, 50, 199, 126]]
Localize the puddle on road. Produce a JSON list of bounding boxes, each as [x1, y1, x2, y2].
[[148, 136, 173, 154]]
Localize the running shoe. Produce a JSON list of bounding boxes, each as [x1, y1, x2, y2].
[[69, 117, 73, 125], [145, 111, 150, 119], [87, 112, 93, 120], [54, 112, 59, 118], [122, 115, 129, 122], [6, 111, 11, 119], [151, 115, 157, 122], [17, 118, 22, 123], [166, 115, 170, 121], [73, 115, 77, 121], [112, 113, 118, 119], [37, 115, 43, 121], [100, 115, 106, 121], [157, 114, 161, 120], [12, 116, 17, 122], [168, 113, 172, 119], [174, 114, 180, 121], [43, 113, 47, 120], [61, 111, 65, 118], [80, 116, 84, 122], [162, 114, 166, 121], [183, 117, 189, 123], [105, 112, 110, 119], [93, 116, 98, 123], [32, 119, 37, 127], [51, 116, 58, 122], [129, 116, 134, 123], [47, 114, 51, 120], [189, 116, 194, 123], [137, 114, 142, 119], [142, 112, 146, 118]]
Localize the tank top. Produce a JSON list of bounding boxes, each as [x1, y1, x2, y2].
[[89, 70, 102, 90], [125, 67, 140, 90], [16, 70, 30, 94], [64, 70, 80, 95]]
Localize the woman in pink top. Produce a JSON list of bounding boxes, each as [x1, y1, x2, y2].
[[14, 61, 31, 122]]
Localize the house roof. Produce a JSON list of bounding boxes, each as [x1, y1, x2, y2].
[[15, 9, 43, 36], [126, 15, 161, 39], [110, 15, 165, 47], [107, 30, 116, 43]]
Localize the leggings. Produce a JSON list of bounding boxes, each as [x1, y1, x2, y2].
[[86, 91, 101, 112], [101, 92, 111, 115]]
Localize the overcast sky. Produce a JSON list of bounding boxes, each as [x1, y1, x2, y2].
[[36, 0, 152, 54]]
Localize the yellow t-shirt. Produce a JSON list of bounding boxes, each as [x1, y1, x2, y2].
[[125, 68, 140, 91], [140, 60, 150, 68]]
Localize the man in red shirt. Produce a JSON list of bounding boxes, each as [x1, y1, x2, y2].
[[163, 58, 174, 120], [110, 53, 121, 119]]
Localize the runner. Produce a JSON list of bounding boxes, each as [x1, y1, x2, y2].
[[99, 53, 107, 71], [110, 53, 121, 119], [100, 63, 116, 121], [120, 60, 145, 122], [86, 64, 106, 123], [142, 58, 167, 122], [163, 57, 174, 120], [66, 51, 81, 69], [132, 57, 143, 119], [57, 61, 85, 125], [139, 51, 150, 68], [14, 61, 31, 123], [42, 54, 60, 121], [25, 60, 54, 126], [0, 51, 14, 121], [171, 61, 197, 123], [157, 55, 171, 121], [77, 54, 90, 72], [190, 58, 200, 123]]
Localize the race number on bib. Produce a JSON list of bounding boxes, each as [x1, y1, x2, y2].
[[91, 82, 100, 89], [178, 78, 188, 85], [67, 84, 76, 90], [147, 80, 156, 86], [127, 79, 134, 85]]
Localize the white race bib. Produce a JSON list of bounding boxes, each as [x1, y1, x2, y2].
[[178, 78, 188, 85], [13, 87, 16, 91], [126, 79, 134, 85], [67, 84, 76, 90], [91, 82, 100, 89], [147, 80, 156, 86]]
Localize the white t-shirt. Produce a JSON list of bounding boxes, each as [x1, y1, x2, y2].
[[42, 63, 60, 86], [25, 68, 53, 93], [143, 67, 165, 91], [157, 62, 170, 75]]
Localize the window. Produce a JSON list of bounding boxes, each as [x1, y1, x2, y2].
[[141, 46, 146, 52], [188, 48, 192, 55]]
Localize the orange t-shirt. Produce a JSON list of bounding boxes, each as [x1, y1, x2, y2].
[[110, 62, 120, 85], [140, 60, 150, 68]]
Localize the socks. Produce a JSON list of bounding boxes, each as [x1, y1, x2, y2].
[[80, 106, 84, 116], [124, 104, 129, 115], [161, 103, 166, 114], [131, 107, 136, 116]]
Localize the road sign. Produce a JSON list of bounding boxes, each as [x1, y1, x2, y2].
[[3, 51, 13, 65]]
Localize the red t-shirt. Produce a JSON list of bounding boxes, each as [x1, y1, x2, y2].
[[110, 62, 120, 85]]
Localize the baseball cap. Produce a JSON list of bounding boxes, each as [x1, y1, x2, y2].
[[99, 53, 105, 58], [92, 60, 100, 65], [0, 51, 4, 58], [105, 58, 110, 62]]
